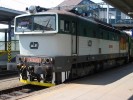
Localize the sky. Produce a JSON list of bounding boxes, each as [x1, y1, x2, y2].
[[0, 0, 103, 29], [0, 0, 103, 11], [0, 0, 102, 27], [0, 0, 131, 40]]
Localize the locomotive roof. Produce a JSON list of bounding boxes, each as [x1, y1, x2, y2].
[[17, 9, 126, 35], [47, 10, 124, 32], [47, 9, 78, 17], [47, 9, 97, 24]]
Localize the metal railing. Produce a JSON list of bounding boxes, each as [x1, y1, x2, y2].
[[0, 40, 19, 51]]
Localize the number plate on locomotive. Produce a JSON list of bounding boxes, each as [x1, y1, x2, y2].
[[27, 57, 41, 63]]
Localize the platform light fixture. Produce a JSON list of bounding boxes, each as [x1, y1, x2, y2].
[[128, 12, 133, 14]]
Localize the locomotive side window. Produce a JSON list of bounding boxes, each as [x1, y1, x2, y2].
[[97, 29, 103, 39], [72, 22, 76, 34], [115, 34, 119, 41], [60, 20, 70, 32], [83, 28, 87, 36], [107, 33, 109, 40], [60, 20, 64, 31], [64, 21, 70, 32], [109, 32, 114, 40], [100, 32, 103, 39], [112, 33, 115, 40], [103, 31, 108, 40], [93, 30, 96, 38]]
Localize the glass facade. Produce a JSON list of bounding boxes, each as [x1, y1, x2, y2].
[[0, 32, 19, 51]]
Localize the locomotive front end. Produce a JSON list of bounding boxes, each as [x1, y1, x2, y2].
[[14, 12, 59, 86], [17, 56, 55, 87]]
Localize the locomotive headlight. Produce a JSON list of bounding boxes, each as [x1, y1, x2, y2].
[[28, 66, 34, 70], [46, 58, 54, 64], [42, 58, 54, 64], [28, 5, 36, 14], [18, 57, 21, 61], [23, 57, 27, 62], [42, 58, 46, 64], [18, 57, 23, 62], [46, 58, 50, 63], [50, 58, 53, 62], [17, 63, 22, 69]]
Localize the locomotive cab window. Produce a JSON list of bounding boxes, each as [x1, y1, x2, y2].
[[33, 15, 56, 31], [15, 16, 32, 32], [15, 14, 56, 33]]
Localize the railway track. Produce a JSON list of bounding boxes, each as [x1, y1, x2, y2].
[[0, 85, 46, 100], [0, 70, 18, 78]]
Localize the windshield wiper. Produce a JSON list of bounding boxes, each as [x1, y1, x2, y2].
[[42, 19, 51, 32], [46, 19, 50, 27]]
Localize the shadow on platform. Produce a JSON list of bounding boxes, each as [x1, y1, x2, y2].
[[72, 63, 133, 85], [128, 95, 133, 100]]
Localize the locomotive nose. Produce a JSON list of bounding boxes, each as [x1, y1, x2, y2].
[[34, 66, 43, 74], [34, 64, 53, 74]]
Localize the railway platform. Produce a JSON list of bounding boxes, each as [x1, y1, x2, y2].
[[19, 63, 133, 100]]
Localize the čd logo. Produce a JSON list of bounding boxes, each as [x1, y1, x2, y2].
[[29, 42, 39, 49]]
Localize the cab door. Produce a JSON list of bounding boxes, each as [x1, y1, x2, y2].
[[71, 22, 78, 55]]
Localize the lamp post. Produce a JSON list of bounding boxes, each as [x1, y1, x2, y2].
[[107, 4, 109, 23]]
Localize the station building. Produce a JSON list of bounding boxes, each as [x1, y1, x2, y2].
[[57, 0, 133, 30]]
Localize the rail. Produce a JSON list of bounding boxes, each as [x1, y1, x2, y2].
[[0, 85, 45, 100]]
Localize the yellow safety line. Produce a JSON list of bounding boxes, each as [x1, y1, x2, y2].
[[20, 79, 55, 87], [0, 51, 8, 56], [0, 50, 7, 52]]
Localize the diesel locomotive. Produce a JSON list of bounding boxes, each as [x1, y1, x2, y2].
[[14, 8, 133, 87]]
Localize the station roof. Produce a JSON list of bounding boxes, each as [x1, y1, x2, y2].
[[0, 7, 25, 24], [58, 0, 82, 10], [103, 0, 133, 18]]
